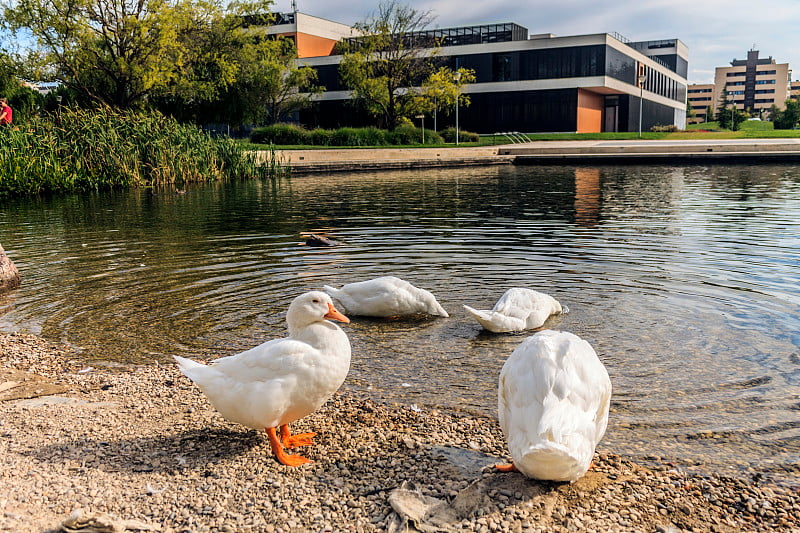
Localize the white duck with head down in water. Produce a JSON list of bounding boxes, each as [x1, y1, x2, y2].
[[463, 288, 565, 333], [497, 329, 611, 482], [324, 276, 449, 317], [174, 291, 351, 466]]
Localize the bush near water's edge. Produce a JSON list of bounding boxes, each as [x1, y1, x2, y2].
[[0, 107, 286, 199], [249, 122, 485, 146]]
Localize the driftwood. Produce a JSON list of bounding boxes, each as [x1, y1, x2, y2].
[[0, 242, 21, 292], [304, 233, 339, 247]]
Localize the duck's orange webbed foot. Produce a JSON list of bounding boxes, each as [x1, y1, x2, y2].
[[280, 424, 316, 448], [266, 427, 312, 466], [495, 462, 519, 472]]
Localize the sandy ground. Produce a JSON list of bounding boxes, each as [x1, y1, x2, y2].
[[1, 332, 798, 533]]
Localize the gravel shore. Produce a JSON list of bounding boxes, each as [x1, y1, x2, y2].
[[1, 332, 798, 533]]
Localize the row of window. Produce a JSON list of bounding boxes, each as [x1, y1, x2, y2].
[[688, 88, 712, 93], [312, 44, 686, 103], [725, 69, 778, 77], [729, 99, 775, 105], [726, 79, 778, 87]]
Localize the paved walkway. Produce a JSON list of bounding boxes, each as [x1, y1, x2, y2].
[[274, 139, 800, 174]]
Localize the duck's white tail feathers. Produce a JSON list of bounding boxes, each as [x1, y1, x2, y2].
[[463, 305, 506, 332], [431, 300, 449, 317], [515, 442, 586, 483], [322, 285, 342, 298], [463, 305, 491, 323], [173, 355, 210, 383]]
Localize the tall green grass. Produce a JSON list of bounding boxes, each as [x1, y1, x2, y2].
[[0, 107, 287, 198]]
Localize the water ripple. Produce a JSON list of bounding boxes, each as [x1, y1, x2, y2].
[[1, 165, 800, 481]]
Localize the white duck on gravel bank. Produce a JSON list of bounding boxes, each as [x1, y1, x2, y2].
[[463, 288, 565, 333], [497, 329, 612, 482], [174, 291, 351, 467], [324, 276, 449, 317]]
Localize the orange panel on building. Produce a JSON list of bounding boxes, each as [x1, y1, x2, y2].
[[295, 32, 340, 58], [576, 89, 603, 133]]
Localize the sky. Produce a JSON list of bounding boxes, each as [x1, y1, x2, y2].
[[278, 0, 800, 84]]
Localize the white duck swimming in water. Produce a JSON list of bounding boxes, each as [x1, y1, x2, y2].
[[323, 276, 449, 317], [463, 288, 565, 333], [173, 291, 351, 467], [497, 330, 611, 482]]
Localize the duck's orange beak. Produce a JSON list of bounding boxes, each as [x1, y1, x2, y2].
[[324, 303, 350, 323]]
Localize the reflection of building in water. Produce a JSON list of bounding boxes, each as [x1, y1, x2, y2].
[[574, 168, 601, 227]]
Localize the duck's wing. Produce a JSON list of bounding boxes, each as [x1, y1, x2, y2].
[[210, 338, 323, 383]]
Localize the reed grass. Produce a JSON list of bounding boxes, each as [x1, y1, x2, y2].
[[0, 107, 287, 198]]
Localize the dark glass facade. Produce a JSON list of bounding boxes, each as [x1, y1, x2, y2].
[[313, 45, 684, 104], [462, 89, 578, 133], [302, 42, 685, 133]]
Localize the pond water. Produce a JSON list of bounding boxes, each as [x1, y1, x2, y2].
[[1, 164, 799, 483]]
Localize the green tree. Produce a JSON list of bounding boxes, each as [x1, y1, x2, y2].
[[705, 105, 713, 123], [419, 66, 475, 118], [685, 99, 696, 121], [715, 91, 746, 130], [233, 36, 323, 125], [2, 0, 273, 109], [338, 0, 440, 129], [772, 99, 800, 129], [0, 51, 42, 121]]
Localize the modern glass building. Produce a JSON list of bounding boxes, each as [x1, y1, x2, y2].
[[274, 13, 689, 133]]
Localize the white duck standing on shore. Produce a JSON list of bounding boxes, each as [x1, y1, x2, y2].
[[463, 288, 565, 333], [324, 276, 449, 317], [173, 291, 351, 467], [497, 330, 612, 482]]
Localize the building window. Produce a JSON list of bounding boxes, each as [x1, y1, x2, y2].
[[726, 72, 744, 77], [493, 53, 512, 81], [726, 81, 745, 86], [757, 70, 777, 75], [520, 45, 606, 81], [755, 79, 776, 84], [755, 98, 774, 103], [755, 89, 775, 94]]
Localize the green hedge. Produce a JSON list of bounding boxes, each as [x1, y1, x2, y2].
[[440, 127, 480, 143], [251, 123, 446, 146]]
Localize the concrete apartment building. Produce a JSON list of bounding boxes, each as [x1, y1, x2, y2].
[[687, 83, 714, 123], [713, 50, 791, 118], [791, 80, 800, 101], [268, 11, 689, 133]]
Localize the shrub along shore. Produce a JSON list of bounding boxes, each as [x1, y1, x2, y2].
[[0, 108, 285, 199], [250, 122, 480, 146]]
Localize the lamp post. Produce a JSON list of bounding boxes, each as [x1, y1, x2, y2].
[[415, 114, 425, 144], [453, 71, 462, 145], [433, 96, 438, 132], [730, 94, 735, 130], [637, 73, 647, 138]]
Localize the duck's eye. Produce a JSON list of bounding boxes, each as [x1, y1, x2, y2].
[[312, 299, 320, 303]]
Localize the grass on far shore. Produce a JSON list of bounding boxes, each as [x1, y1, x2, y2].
[[241, 119, 800, 150]]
